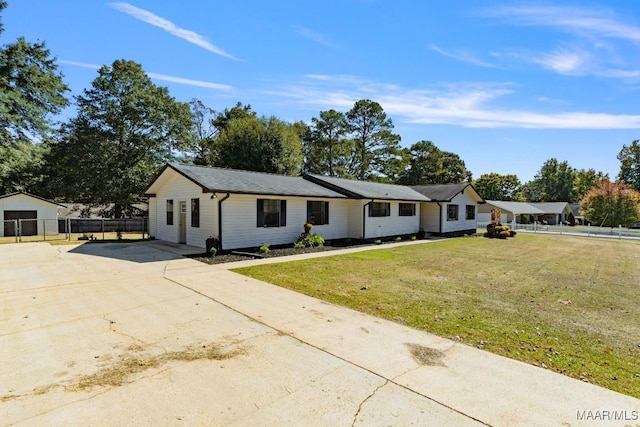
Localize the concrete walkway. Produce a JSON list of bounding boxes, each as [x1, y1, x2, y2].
[[1, 241, 638, 426]]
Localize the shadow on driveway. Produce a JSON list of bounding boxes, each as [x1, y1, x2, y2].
[[68, 241, 202, 263]]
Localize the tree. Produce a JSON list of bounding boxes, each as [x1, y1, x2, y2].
[[186, 99, 217, 165], [473, 173, 522, 200], [216, 115, 303, 175], [617, 140, 640, 191], [303, 109, 351, 177], [526, 158, 576, 202], [580, 179, 640, 227], [45, 59, 193, 217], [574, 168, 608, 203], [0, 141, 46, 193], [0, 2, 69, 146], [345, 99, 401, 180], [397, 141, 472, 185], [211, 101, 255, 134]]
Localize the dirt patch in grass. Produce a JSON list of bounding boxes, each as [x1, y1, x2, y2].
[[234, 234, 640, 398]]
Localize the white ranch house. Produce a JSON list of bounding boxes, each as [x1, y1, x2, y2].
[[411, 183, 485, 237], [0, 192, 63, 237], [144, 164, 435, 250]]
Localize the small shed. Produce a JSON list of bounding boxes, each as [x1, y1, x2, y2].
[[0, 192, 64, 237]]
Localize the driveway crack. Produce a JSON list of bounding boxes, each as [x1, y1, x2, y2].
[[352, 380, 388, 426]]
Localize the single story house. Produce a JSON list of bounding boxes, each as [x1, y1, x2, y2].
[[411, 183, 485, 237], [144, 163, 430, 250], [478, 200, 572, 225], [0, 191, 64, 237]]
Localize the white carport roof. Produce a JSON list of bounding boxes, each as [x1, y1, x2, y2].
[[484, 200, 546, 215]]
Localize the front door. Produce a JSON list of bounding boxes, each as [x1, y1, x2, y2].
[[178, 201, 187, 244]]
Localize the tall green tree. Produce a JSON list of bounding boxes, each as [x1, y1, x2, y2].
[[617, 140, 640, 191], [45, 59, 193, 217], [473, 173, 522, 200], [345, 99, 401, 180], [397, 141, 471, 185], [303, 109, 351, 177], [186, 99, 217, 165], [0, 1, 69, 146], [0, 141, 46, 193], [580, 179, 640, 227], [526, 158, 576, 202], [574, 168, 608, 203], [216, 115, 303, 175]]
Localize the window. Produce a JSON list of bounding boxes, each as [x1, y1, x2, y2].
[[466, 205, 475, 220], [307, 201, 329, 225], [447, 204, 459, 221], [166, 200, 174, 225], [191, 198, 200, 227], [399, 203, 416, 216], [257, 199, 287, 227], [369, 202, 390, 217]]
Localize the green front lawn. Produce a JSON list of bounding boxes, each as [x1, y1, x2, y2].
[[233, 234, 640, 398]]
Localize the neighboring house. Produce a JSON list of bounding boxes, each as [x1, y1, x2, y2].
[[0, 192, 64, 237], [529, 202, 572, 225], [569, 203, 586, 225], [144, 164, 429, 250], [478, 201, 545, 224], [411, 183, 484, 237]]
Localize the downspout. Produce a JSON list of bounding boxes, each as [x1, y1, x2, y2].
[[218, 193, 230, 250], [362, 200, 373, 240], [437, 202, 443, 235]]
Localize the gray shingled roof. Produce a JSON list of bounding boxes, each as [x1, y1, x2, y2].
[[151, 164, 347, 198], [529, 202, 570, 214], [485, 200, 545, 215], [410, 183, 482, 202], [305, 174, 430, 201]]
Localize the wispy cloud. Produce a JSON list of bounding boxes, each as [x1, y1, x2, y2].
[[109, 2, 239, 60], [529, 47, 590, 75], [296, 27, 336, 47], [266, 75, 640, 129], [60, 59, 232, 91], [430, 45, 498, 68], [486, 6, 640, 42]]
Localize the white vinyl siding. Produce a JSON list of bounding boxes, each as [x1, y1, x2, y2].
[[364, 200, 420, 239], [0, 194, 60, 237], [148, 198, 157, 237]]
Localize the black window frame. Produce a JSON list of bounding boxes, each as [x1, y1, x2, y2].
[[191, 198, 200, 228], [369, 202, 391, 217], [307, 201, 330, 225], [465, 204, 476, 220], [257, 199, 287, 227], [166, 199, 174, 225], [399, 203, 416, 217], [447, 204, 459, 221]]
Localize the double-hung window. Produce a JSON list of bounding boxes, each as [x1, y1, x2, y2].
[[257, 199, 287, 227], [307, 201, 329, 225], [465, 205, 475, 220], [191, 198, 200, 227], [447, 204, 459, 221], [399, 203, 416, 216], [166, 200, 174, 225], [369, 202, 390, 217]]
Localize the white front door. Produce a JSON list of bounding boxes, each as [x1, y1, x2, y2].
[[178, 201, 187, 244]]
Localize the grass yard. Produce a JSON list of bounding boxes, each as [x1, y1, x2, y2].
[[233, 234, 640, 398]]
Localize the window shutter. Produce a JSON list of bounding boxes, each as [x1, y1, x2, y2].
[[324, 201, 329, 224], [280, 200, 287, 226], [257, 199, 264, 227]]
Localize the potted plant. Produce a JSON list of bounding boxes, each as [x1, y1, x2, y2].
[[205, 236, 220, 255]]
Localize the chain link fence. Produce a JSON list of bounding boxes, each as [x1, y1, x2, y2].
[[0, 218, 148, 243]]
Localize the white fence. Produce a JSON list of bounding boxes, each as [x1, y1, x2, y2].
[[477, 221, 640, 240]]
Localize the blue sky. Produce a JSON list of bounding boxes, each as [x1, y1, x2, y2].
[[4, 1, 640, 182]]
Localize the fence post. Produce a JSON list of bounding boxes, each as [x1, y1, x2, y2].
[[619, 225, 622, 240], [13, 219, 18, 243]]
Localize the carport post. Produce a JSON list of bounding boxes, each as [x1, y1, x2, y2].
[[18, 219, 21, 242], [43, 219, 46, 241], [13, 220, 18, 243], [102, 218, 105, 240]]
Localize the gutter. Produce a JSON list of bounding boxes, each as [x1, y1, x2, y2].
[[362, 200, 373, 240], [218, 193, 230, 250]]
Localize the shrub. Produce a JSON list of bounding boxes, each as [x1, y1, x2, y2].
[[295, 232, 325, 248], [410, 235, 417, 241], [259, 244, 270, 254], [509, 230, 517, 237], [209, 247, 217, 257], [374, 239, 382, 244], [206, 236, 221, 254], [499, 231, 510, 239], [395, 236, 402, 242]]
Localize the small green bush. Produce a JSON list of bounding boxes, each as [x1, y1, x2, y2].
[[410, 235, 417, 241], [395, 236, 402, 242], [209, 247, 217, 257], [295, 232, 325, 248], [374, 239, 382, 244], [259, 244, 270, 254]]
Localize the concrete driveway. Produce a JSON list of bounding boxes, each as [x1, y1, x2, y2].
[[1, 241, 638, 426]]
